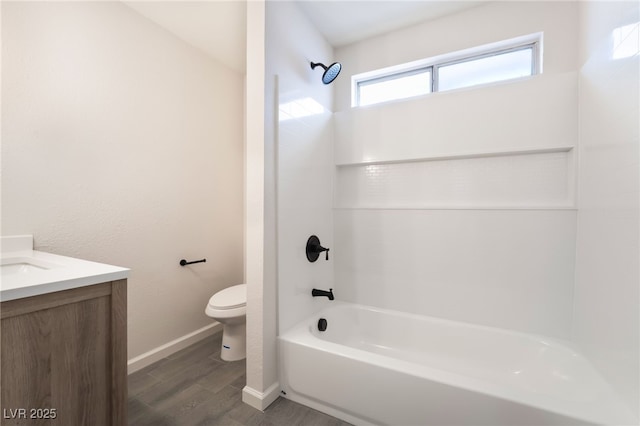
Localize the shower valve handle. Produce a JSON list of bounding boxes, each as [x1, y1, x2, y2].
[[313, 243, 330, 260], [306, 235, 330, 262], [320, 247, 330, 261]]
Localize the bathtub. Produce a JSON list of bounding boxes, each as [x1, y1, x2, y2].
[[278, 302, 634, 426]]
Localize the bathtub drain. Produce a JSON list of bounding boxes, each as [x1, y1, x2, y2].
[[318, 318, 328, 332]]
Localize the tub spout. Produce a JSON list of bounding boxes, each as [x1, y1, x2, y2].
[[312, 288, 334, 300]]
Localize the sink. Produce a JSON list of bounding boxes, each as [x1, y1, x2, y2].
[[1, 235, 128, 302], [1, 257, 62, 276]]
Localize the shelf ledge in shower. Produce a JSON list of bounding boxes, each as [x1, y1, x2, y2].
[[333, 206, 578, 211], [334, 145, 574, 167]]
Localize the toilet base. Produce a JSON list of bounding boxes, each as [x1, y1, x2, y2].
[[221, 323, 246, 361]]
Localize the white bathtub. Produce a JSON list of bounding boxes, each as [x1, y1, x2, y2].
[[278, 302, 634, 426]]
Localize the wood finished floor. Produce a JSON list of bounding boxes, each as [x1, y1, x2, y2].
[[128, 333, 352, 426]]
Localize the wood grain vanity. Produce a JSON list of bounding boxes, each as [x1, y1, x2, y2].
[[1, 279, 127, 426], [0, 236, 129, 426]]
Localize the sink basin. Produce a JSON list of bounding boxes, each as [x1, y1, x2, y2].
[[1, 235, 129, 302], [1, 257, 62, 276]]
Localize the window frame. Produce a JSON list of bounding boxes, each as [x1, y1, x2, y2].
[[352, 33, 542, 107]]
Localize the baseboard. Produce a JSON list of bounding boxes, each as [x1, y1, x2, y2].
[[242, 382, 280, 411], [127, 322, 223, 374]]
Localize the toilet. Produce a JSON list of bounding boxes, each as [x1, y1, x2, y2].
[[205, 284, 246, 361]]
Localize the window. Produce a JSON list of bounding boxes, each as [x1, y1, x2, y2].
[[359, 68, 432, 107], [352, 34, 542, 107], [437, 47, 534, 91]]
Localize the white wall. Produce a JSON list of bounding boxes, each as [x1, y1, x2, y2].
[[243, 0, 281, 411], [335, 209, 577, 337], [243, 0, 334, 409], [332, 1, 579, 338], [1, 2, 244, 360], [573, 1, 639, 419], [266, 2, 335, 335], [334, 73, 577, 165]]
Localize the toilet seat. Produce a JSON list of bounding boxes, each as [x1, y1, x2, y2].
[[207, 284, 246, 310]]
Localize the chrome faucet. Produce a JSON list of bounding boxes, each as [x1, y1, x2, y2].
[[311, 288, 334, 300]]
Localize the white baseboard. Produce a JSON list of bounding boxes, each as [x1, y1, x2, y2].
[[242, 382, 280, 411], [127, 322, 223, 374]]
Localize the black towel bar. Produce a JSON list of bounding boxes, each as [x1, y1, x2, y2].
[[180, 258, 206, 266]]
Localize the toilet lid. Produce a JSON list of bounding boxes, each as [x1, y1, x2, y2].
[[208, 284, 246, 310]]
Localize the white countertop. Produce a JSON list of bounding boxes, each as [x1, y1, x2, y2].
[[1, 235, 129, 302]]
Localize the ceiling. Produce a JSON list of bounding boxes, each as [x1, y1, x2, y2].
[[122, 1, 485, 74], [122, 0, 247, 74], [296, 1, 485, 47]]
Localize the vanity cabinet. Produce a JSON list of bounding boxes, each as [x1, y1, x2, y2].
[[1, 279, 127, 426]]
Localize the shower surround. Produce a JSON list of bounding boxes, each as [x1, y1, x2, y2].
[[267, 1, 639, 424]]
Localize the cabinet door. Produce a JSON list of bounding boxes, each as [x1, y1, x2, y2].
[[1, 282, 126, 426]]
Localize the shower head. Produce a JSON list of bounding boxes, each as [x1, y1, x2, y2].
[[310, 61, 342, 84]]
